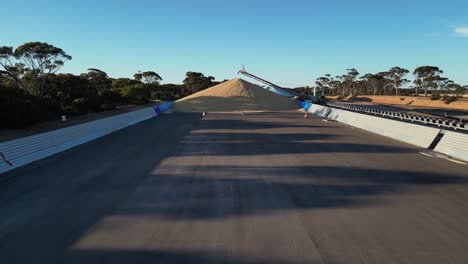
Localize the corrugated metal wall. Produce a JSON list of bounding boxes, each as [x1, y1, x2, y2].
[[434, 131, 468, 162], [327, 108, 441, 148], [0, 105, 166, 174], [309, 104, 331, 117], [309, 105, 441, 149]]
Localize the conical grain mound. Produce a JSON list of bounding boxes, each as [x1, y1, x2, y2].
[[173, 78, 298, 112]]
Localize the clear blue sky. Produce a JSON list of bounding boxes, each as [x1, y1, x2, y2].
[[2, 0, 468, 87]]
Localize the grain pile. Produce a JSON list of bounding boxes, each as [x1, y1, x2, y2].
[[173, 78, 298, 112]]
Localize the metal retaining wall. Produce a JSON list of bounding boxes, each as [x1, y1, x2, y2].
[[328, 108, 441, 148], [309, 104, 468, 161], [0, 103, 173, 174], [309, 104, 332, 118], [327, 102, 468, 131], [308, 104, 440, 149], [434, 131, 468, 162]]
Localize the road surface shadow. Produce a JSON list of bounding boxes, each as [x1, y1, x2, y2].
[[0, 112, 467, 263], [65, 249, 312, 264], [176, 131, 417, 156], [113, 165, 467, 220]]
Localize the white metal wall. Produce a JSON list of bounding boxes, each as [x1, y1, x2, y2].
[[434, 131, 468, 162], [0, 107, 158, 174], [330, 108, 440, 148], [309, 104, 331, 117], [308, 105, 441, 149]]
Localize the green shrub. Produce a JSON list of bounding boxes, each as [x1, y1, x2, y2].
[[0, 100, 35, 128], [87, 96, 104, 112], [100, 103, 116, 111], [101, 90, 124, 105], [61, 106, 74, 116], [0, 89, 59, 129], [442, 95, 457, 104], [119, 84, 149, 103], [71, 97, 90, 114], [431, 94, 441, 100]]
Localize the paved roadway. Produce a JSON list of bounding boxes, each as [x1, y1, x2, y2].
[[0, 111, 467, 264]]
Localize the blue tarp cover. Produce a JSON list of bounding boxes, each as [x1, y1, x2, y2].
[[296, 100, 312, 111], [153, 102, 174, 115]]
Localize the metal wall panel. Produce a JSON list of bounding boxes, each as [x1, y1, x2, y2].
[[0, 106, 161, 174], [308, 104, 331, 117], [434, 131, 468, 162], [309, 105, 440, 149]]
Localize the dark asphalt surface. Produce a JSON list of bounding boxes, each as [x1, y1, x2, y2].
[[1, 111, 467, 264]]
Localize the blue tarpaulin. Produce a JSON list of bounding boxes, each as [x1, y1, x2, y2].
[[153, 102, 174, 115], [296, 100, 312, 111]]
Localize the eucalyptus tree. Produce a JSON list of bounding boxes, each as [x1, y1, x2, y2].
[[445, 82, 465, 96], [414, 78, 422, 95], [388, 67, 410, 95], [413, 66, 444, 96], [361, 73, 384, 95], [333, 75, 346, 95], [183, 72, 215, 95], [0, 42, 71, 97], [315, 74, 331, 95], [378, 71, 396, 95], [134, 71, 163, 98], [134, 71, 162, 85], [344, 69, 359, 95], [81, 68, 111, 94], [327, 75, 341, 95]]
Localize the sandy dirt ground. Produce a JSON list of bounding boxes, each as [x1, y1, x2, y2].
[[327, 95, 468, 110], [0, 112, 467, 263], [327, 95, 468, 119]]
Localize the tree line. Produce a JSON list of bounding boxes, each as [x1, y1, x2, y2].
[[313, 67, 467, 98], [0, 42, 224, 129]]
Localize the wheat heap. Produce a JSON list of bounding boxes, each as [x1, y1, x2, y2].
[[173, 78, 298, 112]]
